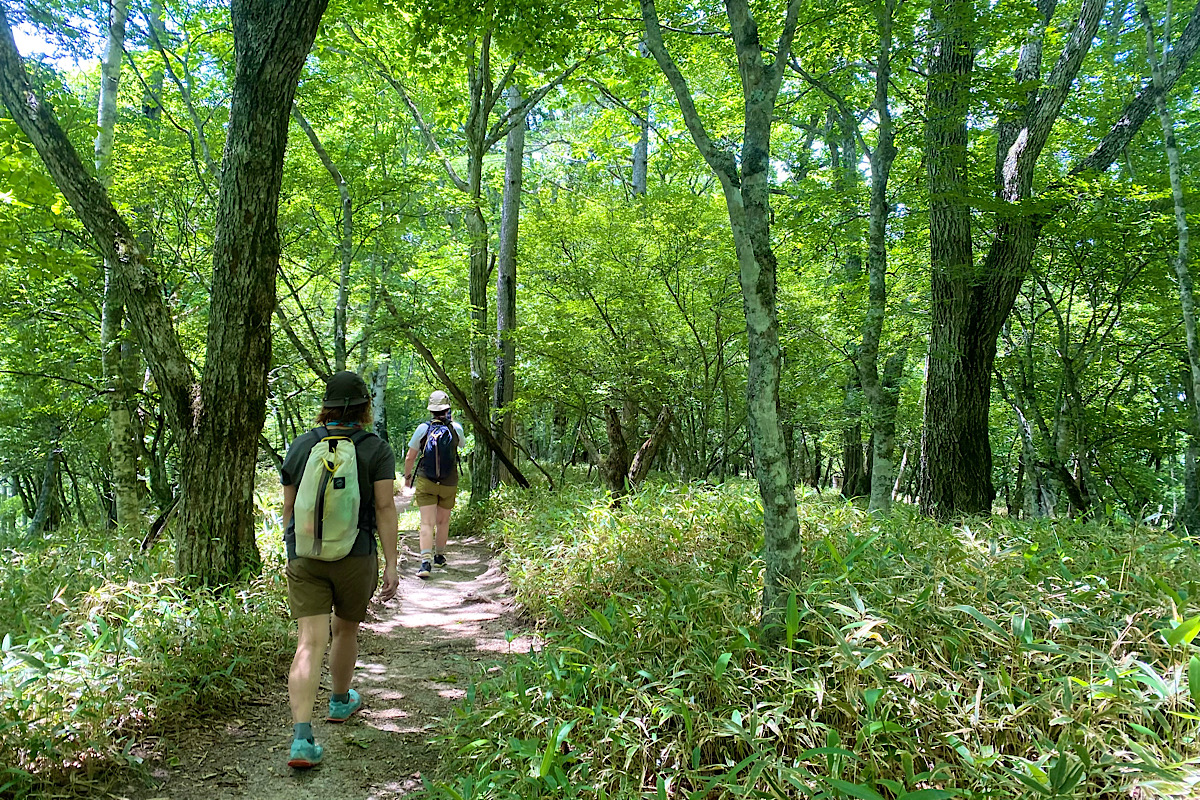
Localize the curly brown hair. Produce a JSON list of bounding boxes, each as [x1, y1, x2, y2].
[[315, 401, 373, 426]]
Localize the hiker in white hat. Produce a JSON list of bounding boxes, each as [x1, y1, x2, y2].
[[402, 389, 465, 578]]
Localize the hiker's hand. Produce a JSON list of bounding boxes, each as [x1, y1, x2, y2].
[[379, 565, 399, 602]]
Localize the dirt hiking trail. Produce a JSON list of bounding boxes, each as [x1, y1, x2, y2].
[[126, 496, 533, 800]]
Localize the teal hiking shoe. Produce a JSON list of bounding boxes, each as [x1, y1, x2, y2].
[[288, 737, 323, 768], [327, 688, 362, 723]]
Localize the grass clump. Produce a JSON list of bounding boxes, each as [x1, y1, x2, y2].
[[0, 499, 292, 799], [432, 480, 1200, 800]]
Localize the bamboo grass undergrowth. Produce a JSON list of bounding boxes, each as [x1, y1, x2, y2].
[[432, 480, 1200, 800], [0, 485, 293, 799]]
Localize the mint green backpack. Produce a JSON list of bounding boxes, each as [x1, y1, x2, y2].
[[293, 428, 369, 561]]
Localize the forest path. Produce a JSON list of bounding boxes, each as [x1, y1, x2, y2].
[[126, 491, 532, 800]]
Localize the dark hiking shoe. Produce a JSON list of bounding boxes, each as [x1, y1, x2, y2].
[[417, 560, 432, 579], [433, 554, 447, 568], [288, 738, 323, 768]]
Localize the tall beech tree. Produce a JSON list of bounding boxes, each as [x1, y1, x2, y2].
[[919, 0, 1200, 517], [0, 0, 329, 585], [640, 0, 803, 626]]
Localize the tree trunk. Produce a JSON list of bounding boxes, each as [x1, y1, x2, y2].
[[25, 438, 61, 539], [628, 404, 672, 487], [493, 85, 523, 488], [641, 0, 803, 635], [917, 0, 1184, 517], [602, 405, 630, 501], [0, 0, 331, 583], [1140, 0, 1200, 534], [632, 44, 650, 197], [918, 0, 984, 517], [175, 0, 329, 584], [1184, 367, 1200, 535], [292, 107, 352, 372], [371, 349, 390, 442], [94, 0, 140, 530], [857, 0, 904, 514]]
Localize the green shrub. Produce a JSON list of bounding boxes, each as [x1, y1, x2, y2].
[[432, 482, 1200, 800], [0, 502, 292, 799]]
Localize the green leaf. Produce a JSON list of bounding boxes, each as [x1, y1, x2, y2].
[[899, 791, 959, 800], [952, 605, 1011, 641], [713, 652, 732, 680], [825, 778, 885, 800], [1166, 615, 1200, 647], [1188, 655, 1200, 708]]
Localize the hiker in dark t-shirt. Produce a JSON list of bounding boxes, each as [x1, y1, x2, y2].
[[279, 371, 398, 769]]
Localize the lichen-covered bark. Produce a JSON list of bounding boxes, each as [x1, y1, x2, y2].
[[94, 0, 139, 529], [641, 0, 802, 635]]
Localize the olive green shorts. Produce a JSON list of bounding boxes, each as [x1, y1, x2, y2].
[[286, 554, 378, 622], [414, 475, 458, 509]]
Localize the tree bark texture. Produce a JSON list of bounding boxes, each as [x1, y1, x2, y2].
[[176, 0, 329, 584], [917, 0, 1200, 517], [372, 349, 391, 442], [602, 405, 630, 501], [857, 0, 904, 514], [0, 0, 329, 584], [493, 85, 523, 488], [628, 404, 673, 486], [94, 0, 140, 529], [641, 0, 803, 633]]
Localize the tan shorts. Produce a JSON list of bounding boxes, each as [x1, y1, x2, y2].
[[414, 475, 458, 509], [286, 554, 378, 622]]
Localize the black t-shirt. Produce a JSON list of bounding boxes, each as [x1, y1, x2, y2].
[[280, 425, 397, 560]]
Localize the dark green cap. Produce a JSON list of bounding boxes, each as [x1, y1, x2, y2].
[[323, 371, 370, 407]]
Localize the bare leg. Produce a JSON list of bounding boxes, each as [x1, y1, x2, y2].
[[435, 505, 451, 552], [418, 502, 437, 555], [328, 615, 360, 694], [288, 614, 330, 724]]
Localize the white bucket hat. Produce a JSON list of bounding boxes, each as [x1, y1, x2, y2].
[[427, 390, 451, 412]]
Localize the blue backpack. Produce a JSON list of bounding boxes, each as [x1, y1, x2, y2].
[[421, 418, 458, 483]]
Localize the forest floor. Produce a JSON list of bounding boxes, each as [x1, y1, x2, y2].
[[121, 489, 534, 800]]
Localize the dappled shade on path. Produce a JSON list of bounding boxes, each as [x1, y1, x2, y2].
[[127, 503, 532, 800]]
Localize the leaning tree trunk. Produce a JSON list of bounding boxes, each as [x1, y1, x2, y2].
[[628, 404, 672, 487], [493, 85, 523, 488], [0, 0, 331, 584]]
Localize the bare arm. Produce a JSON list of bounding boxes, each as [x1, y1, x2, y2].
[[403, 447, 418, 487], [281, 484, 297, 531], [374, 478, 398, 600]]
